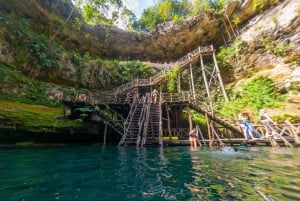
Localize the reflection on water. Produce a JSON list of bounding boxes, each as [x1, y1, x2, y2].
[[0, 146, 299, 201]]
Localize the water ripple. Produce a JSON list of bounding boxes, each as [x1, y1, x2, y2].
[[0, 146, 299, 201]]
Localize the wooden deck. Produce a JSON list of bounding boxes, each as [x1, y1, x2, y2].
[[163, 138, 298, 147]]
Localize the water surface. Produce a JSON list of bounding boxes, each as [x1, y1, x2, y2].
[[0, 146, 299, 201]]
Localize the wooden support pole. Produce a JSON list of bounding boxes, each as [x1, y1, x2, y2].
[[200, 53, 213, 113], [224, 11, 237, 38], [205, 113, 213, 148], [223, 21, 232, 43], [189, 63, 196, 101], [103, 122, 108, 146], [177, 72, 181, 93], [188, 108, 193, 131], [285, 120, 300, 145], [165, 104, 171, 136], [212, 51, 229, 102]]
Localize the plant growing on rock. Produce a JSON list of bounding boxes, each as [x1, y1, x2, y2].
[[261, 38, 291, 56], [167, 66, 179, 92], [219, 77, 287, 119], [26, 36, 62, 73]]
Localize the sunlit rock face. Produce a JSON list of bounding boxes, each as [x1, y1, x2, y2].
[[234, 0, 299, 80], [228, 0, 300, 118], [5, 0, 276, 62]]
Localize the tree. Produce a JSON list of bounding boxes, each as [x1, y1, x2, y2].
[[120, 8, 138, 30], [138, 0, 192, 31]]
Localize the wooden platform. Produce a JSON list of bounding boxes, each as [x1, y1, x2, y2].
[[163, 138, 297, 147]]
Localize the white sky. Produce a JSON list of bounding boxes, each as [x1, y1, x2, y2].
[[123, 0, 157, 18]]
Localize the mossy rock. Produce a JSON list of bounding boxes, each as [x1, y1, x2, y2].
[[15, 141, 36, 147], [284, 53, 300, 64], [272, 113, 300, 124]]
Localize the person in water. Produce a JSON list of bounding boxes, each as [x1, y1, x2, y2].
[[189, 128, 198, 148]]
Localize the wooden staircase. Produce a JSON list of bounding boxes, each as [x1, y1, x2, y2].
[[141, 102, 162, 146], [118, 96, 145, 146], [111, 46, 215, 95], [118, 94, 163, 147], [97, 105, 125, 135]]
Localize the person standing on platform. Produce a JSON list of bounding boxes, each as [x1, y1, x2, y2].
[[151, 89, 159, 104], [189, 128, 198, 148]]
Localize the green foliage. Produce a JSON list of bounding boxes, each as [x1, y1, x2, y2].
[[109, 60, 159, 86], [232, 17, 240, 26], [192, 112, 207, 127], [72, 17, 84, 31], [261, 38, 291, 56], [192, 0, 232, 14], [167, 66, 179, 92], [120, 8, 138, 30], [220, 77, 287, 117], [0, 100, 82, 131], [138, 0, 191, 31], [26, 36, 62, 71], [73, 0, 124, 26], [0, 11, 30, 49], [82, 4, 112, 25], [139, 7, 162, 31], [0, 10, 63, 72], [0, 64, 71, 107], [272, 113, 300, 124], [217, 37, 244, 69], [252, 0, 265, 11]]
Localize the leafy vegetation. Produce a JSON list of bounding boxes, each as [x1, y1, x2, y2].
[[261, 38, 291, 56], [0, 64, 76, 107], [0, 9, 64, 75], [49, 0, 235, 31], [0, 100, 81, 132], [167, 66, 179, 92], [217, 37, 245, 71], [138, 0, 232, 31], [138, 0, 191, 31], [219, 77, 287, 120], [26, 36, 62, 71]]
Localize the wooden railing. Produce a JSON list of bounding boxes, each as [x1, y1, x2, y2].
[[163, 128, 189, 139], [163, 92, 191, 103], [109, 45, 214, 94]]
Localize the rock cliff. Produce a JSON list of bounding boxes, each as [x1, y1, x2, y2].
[[2, 0, 279, 62]]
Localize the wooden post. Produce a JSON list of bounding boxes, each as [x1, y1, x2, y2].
[[103, 122, 108, 146], [188, 108, 192, 131], [223, 20, 233, 42], [205, 113, 213, 148], [165, 104, 171, 136], [189, 63, 196, 101], [200, 53, 213, 113], [212, 51, 229, 102], [224, 11, 237, 38], [285, 120, 300, 145], [177, 72, 181, 93]]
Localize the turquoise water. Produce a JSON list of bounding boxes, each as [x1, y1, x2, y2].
[[0, 146, 299, 201]]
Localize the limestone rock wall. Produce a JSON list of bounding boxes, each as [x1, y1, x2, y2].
[[229, 0, 300, 118], [3, 0, 276, 62]]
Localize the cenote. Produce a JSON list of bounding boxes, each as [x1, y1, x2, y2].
[[0, 146, 299, 201]]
